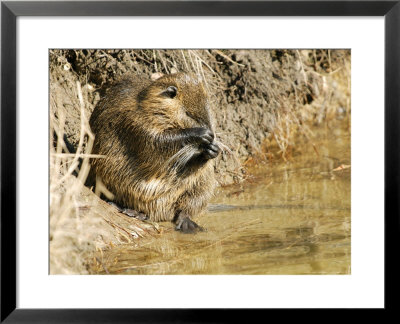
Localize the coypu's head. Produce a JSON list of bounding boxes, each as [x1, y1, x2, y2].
[[138, 73, 213, 133]]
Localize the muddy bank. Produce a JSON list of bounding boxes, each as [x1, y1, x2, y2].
[[49, 49, 350, 273]]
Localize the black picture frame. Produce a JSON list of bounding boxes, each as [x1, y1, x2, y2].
[[1, 0, 398, 322]]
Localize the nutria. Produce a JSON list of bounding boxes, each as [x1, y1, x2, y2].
[[89, 73, 220, 233]]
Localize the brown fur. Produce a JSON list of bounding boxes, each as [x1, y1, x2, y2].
[[89, 73, 218, 223]]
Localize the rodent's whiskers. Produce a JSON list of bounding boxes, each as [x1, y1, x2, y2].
[[166, 144, 199, 172]]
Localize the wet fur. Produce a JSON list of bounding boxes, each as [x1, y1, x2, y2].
[[89, 73, 218, 222]]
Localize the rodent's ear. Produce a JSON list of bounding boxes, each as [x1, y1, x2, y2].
[[163, 86, 178, 99], [151, 72, 164, 81]]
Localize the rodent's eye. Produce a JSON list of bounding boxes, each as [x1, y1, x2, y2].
[[164, 86, 178, 98]]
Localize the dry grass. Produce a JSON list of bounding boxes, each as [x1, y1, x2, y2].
[[49, 79, 158, 274]]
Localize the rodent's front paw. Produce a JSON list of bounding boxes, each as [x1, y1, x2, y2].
[[202, 142, 221, 160], [183, 128, 220, 160], [185, 127, 214, 146]]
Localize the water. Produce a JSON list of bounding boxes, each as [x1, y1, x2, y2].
[[93, 125, 351, 275]]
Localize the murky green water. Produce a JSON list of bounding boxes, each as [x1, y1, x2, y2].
[[95, 125, 350, 275]]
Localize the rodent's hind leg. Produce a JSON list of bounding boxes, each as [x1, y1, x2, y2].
[[108, 201, 148, 221], [173, 211, 205, 234]]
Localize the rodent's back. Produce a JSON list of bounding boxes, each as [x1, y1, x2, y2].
[[89, 75, 150, 138]]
